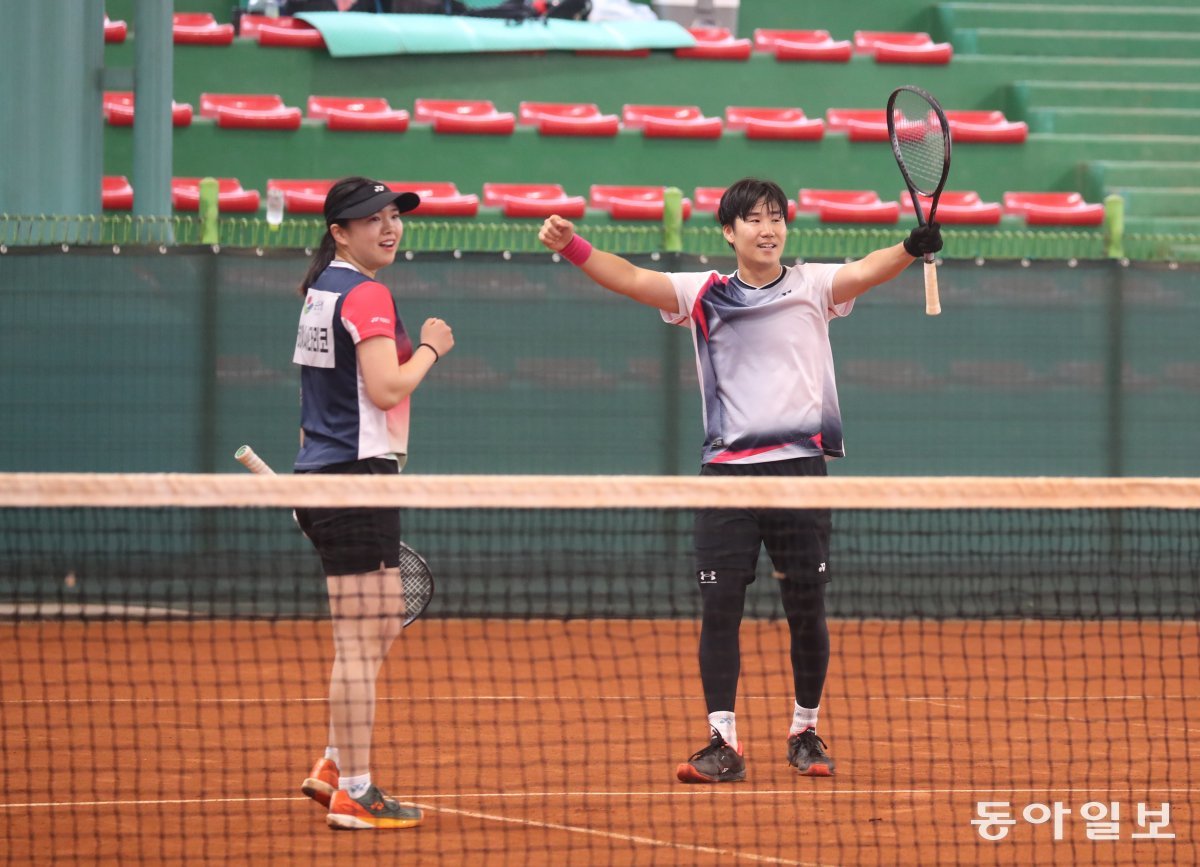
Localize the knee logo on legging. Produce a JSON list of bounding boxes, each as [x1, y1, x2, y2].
[[698, 570, 718, 584]]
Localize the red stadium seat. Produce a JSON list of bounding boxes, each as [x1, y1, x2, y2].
[[752, 29, 853, 62], [254, 16, 326, 48], [171, 177, 261, 212], [589, 185, 693, 221], [104, 16, 127, 43], [306, 96, 409, 132], [874, 41, 953, 64], [173, 13, 235, 46], [799, 189, 900, 223], [900, 191, 1002, 225], [266, 178, 479, 216], [854, 31, 952, 64], [1003, 192, 1106, 226], [199, 93, 302, 130], [675, 27, 752, 61], [482, 183, 586, 219], [517, 102, 620, 137], [944, 110, 1029, 144], [824, 109, 890, 142], [621, 105, 722, 139], [237, 14, 271, 38], [412, 99, 515, 135], [103, 92, 194, 127], [102, 176, 134, 211], [266, 179, 334, 214], [694, 187, 797, 221], [725, 107, 824, 141], [393, 182, 480, 217]]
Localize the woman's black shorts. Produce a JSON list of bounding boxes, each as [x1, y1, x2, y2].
[[294, 457, 401, 576]]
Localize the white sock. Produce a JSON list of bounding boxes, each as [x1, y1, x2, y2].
[[708, 711, 738, 751], [324, 746, 340, 766], [790, 702, 818, 736], [340, 772, 371, 800]]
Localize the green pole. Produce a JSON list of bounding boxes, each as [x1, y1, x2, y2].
[[1103, 193, 1125, 260], [132, 0, 175, 223], [662, 186, 683, 254], [660, 186, 684, 473], [199, 177, 220, 244], [0, 1, 104, 214]]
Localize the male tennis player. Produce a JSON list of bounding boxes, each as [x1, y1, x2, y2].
[[539, 178, 941, 781], [294, 176, 454, 827]]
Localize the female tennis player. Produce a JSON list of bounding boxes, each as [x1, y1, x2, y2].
[[293, 176, 453, 828], [539, 178, 940, 782]]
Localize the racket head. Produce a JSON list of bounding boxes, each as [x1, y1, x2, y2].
[[887, 85, 952, 221], [398, 541, 434, 627]]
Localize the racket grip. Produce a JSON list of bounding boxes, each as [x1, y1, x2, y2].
[[923, 255, 941, 316], [235, 445, 276, 476]]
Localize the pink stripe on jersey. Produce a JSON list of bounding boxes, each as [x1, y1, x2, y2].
[[708, 443, 794, 463], [690, 273, 723, 341]]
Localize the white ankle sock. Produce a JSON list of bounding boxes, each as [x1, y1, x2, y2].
[[790, 702, 818, 736], [324, 746, 340, 765], [340, 772, 371, 799], [708, 711, 738, 750]]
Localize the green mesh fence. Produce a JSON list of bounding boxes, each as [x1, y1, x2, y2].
[[3, 246, 1199, 477], [5, 214, 1200, 262]]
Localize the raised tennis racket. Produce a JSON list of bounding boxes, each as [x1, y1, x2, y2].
[[234, 445, 433, 627], [887, 85, 951, 316]]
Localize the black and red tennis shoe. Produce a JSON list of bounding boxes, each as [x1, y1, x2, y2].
[[786, 728, 835, 777], [676, 729, 746, 783]]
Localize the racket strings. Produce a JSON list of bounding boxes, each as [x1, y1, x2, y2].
[[892, 94, 947, 195]]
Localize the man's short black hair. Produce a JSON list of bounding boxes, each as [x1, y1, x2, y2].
[[717, 177, 790, 228]]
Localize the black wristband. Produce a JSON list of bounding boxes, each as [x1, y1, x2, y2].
[[417, 342, 440, 363]]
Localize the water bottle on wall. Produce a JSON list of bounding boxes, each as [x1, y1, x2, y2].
[[266, 188, 285, 228]]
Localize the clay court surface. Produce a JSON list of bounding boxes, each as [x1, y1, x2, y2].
[[2, 618, 1195, 865]]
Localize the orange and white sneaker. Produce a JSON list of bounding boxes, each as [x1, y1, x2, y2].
[[300, 758, 339, 808], [326, 784, 424, 830]]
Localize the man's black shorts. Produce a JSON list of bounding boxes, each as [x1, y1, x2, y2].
[[294, 457, 401, 576], [694, 455, 831, 586]]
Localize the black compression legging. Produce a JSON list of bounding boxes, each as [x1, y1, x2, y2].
[[699, 578, 830, 713]]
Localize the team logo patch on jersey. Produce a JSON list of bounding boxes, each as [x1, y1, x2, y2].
[[294, 289, 339, 369]]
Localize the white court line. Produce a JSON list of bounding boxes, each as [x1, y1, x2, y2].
[[409, 802, 826, 867], [6, 784, 1200, 811], [4, 693, 1198, 706]]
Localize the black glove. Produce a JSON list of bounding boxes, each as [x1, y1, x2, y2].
[[903, 222, 943, 258]]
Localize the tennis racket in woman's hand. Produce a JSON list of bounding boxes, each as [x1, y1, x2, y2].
[[234, 445, 433, 627], [887, 85, 951, 316]]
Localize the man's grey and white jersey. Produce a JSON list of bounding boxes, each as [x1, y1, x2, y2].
[[661, 263, 852, 465]]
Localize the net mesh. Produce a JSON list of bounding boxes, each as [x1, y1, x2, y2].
[[2, 473, 1196, 865], [891, 89, 949, 197]]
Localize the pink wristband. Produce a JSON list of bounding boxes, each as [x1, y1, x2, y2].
[[560, 234, 593, 267]]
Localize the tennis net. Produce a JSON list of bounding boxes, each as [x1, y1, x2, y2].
[[1, 473, 1196, 865]]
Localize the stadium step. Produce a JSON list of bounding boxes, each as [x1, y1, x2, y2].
[[951, 27, 1200, 61], [1107, 187, 1200, 219], [1024, 106, 1200, 137], [1010, 80, 1200, 113], [1080, 160, 1200, 200], [935, 3, 1200, 37]]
